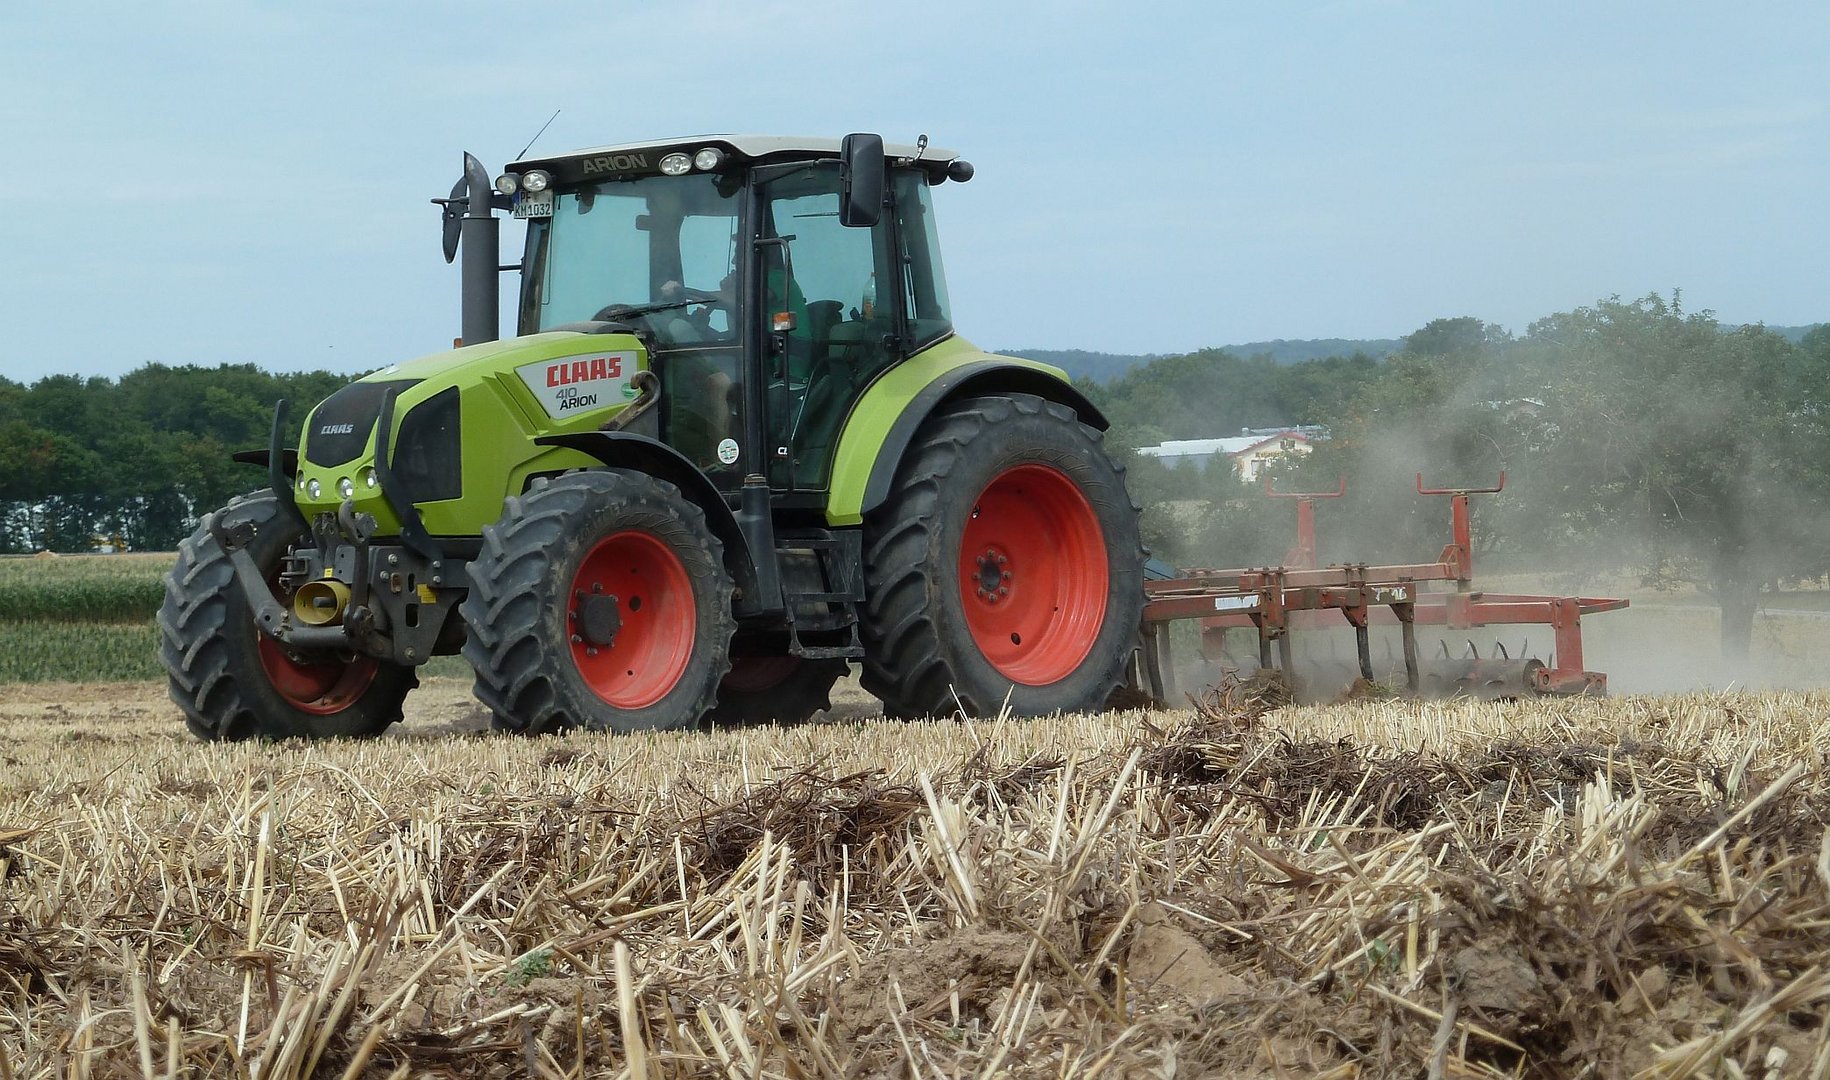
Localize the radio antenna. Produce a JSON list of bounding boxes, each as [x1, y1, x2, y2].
[[516, 109, 561, 160]]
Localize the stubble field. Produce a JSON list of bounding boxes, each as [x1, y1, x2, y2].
[[4, 670, 1830, 1078]]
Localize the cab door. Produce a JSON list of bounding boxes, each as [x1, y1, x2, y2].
[[754, 163, 898, 491]]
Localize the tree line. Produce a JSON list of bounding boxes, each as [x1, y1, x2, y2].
[[0, 365, 351, 553]]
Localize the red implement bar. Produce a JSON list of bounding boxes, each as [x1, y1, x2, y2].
[[1140, 471, 1624, 699]]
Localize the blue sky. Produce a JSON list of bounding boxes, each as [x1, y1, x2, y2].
[[2, 1, 1824, 383]]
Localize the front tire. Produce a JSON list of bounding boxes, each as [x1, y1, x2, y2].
[[159, 491, 416, 741], [859, 394, 1145, 718], [461, 471, 737, 734]]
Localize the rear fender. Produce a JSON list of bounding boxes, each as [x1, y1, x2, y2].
[[826, 342, 1107, 527]]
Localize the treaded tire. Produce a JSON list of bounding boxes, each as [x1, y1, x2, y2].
[[159, 490, 417, 741], [703, 657, 848, 728], [859, 394, 1145, 718], [461, 471, 736, 734]]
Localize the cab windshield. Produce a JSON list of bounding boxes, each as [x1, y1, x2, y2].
[[520, 173, 741, 347]]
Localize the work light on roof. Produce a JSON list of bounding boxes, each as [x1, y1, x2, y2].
[[493, 173, 519, 195], [693, 147, 724, 171], [659, 152, 692, 176], [520, 169, 552, 193]]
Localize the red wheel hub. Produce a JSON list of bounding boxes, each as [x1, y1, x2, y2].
[[568, 530, 695, 709], [256, 571, 378, 715], [958, 463, 1109, 685]]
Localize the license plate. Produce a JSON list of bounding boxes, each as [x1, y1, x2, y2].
[[513, 192, 554, 219]]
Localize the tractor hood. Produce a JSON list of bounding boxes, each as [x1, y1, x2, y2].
[[290, 331, 650, 537]]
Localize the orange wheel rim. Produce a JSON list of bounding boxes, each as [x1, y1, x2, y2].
[[569, 530, 696, 708], [958, 463, 1108, 685]]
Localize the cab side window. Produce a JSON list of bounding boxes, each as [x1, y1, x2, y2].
[[759, 165, 896, 489]]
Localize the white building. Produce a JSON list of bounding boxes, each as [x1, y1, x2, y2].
[[1136, 427, 1325, 482]]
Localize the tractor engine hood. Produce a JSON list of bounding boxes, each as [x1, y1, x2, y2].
[[289, 331, 652, 538]]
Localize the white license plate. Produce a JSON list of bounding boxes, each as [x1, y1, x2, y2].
[[514, 192, 554, 219]]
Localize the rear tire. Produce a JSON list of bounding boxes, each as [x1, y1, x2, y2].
[[461, 471, 736, 734], [703, 656, 848, 728], [159, 490, 416, 741], [859, 394, 1145, 718]]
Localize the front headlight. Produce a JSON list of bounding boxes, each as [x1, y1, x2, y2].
[[362, 467, 379, 489], [521, 169, 551, 193], [337, 477, 356, 500], [306, 478, 322, 499]]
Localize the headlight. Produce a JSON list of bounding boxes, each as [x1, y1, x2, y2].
[[306, 478, 322, 499], [693, 147, 724, 171], [520, 169, 551, 193], [659, 152, 692, 176], [337, 477, 355, 500], [494, 173, 519, 194], [362, 467, 379, 489]]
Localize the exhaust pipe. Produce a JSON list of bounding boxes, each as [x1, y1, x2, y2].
[[459, 152, 500, 347]]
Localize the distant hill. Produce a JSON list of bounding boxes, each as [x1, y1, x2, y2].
[[1738, 324, 1823, 344], [1002, 339, 1402, 383]]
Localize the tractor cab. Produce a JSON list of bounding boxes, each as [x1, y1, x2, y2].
[[495, 136, 969, 494]]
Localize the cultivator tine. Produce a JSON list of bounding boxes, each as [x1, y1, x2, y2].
[[1401, 618, 1420, 693], [1495, 641, 1510, 660], [1465, 640, 1480, 660], [1355, 622, 1373, 681]]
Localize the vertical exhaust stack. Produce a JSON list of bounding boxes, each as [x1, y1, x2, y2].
[[459, 153, 500, 346]]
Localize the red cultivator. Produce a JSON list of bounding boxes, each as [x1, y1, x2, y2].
[[1138, 474, 1628, 702]]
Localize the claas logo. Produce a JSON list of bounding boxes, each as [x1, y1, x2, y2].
[[546, 356, 623, 387]]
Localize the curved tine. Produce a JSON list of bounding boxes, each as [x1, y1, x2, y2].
[[1521, 638, 1530, 660], [1438, 640, 1452, 659], [1465, 639, 1480, 659], [1495, 641, 1510, 660]]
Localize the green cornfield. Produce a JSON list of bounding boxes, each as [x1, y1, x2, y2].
[[0, 621, 165, 682], [0, 554, 169, 681], [0, 554, 168, 621]]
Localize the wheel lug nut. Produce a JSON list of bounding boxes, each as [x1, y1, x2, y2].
[[571, 634, 582, 644], [1001, 571, 1011, 581], [591, 583, 603, 594], [996, 554, 1007, 565], [586, 646, 598, 656]]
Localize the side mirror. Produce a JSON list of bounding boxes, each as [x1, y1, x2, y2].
[[839, 133, 885, 228]]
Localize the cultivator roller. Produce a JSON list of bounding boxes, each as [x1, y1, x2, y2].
[[1137, 474, 1628, 702]]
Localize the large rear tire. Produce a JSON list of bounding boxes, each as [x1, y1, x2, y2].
[[159, 491, 416, 741], [859, 394, 1145, 718], [461, 471, 736, 734], [703, 656, 848, 728]]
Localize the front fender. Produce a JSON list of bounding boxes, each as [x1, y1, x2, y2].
[[532, 431, 758, 603]]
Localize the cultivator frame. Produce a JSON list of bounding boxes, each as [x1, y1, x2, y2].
[[1139, 474, 1628, 701]]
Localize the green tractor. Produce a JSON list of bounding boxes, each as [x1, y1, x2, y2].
[[161, 134, 1145, 738]]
